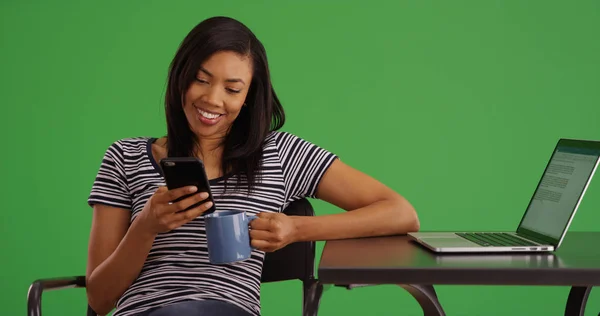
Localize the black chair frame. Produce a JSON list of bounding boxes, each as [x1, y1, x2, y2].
[[27, 198, 323, 316]]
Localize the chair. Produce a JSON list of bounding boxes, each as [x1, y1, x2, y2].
[[27, 198, 324, 316]]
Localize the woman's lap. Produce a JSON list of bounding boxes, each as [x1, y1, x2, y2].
[[138, 299, 252, 316]]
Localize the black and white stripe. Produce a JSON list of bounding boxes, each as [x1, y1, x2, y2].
[[87, 131, 337, 316]]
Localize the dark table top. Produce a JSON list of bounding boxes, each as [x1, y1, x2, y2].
[[318, 231, 600, 286]]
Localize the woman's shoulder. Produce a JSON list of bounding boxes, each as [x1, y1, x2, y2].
[[100, 136, 154, 160], [264, 130, 301, 146], [263, 130, 336, 163], [105, 136, 153, 148], [264, 130, 321, 151]]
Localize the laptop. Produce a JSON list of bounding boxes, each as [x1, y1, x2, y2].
[[408, 138, 600, 253]]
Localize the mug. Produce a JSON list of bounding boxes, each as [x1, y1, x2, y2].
[[204, 210, 257, 264]]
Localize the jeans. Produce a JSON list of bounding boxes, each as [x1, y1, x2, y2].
[[139, 299, 252, 316]]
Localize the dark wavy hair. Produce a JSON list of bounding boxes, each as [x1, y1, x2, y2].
[[164, 16, 285, 192]]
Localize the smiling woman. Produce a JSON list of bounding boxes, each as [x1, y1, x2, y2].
[[84, 16, 419, 316]]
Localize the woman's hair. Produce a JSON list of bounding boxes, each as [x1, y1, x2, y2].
[[164, 16, 285, 192]]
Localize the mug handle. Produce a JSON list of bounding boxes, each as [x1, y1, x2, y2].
[[247, 215, 258, 250]]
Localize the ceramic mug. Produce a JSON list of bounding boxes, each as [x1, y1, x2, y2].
[[204, 210, 257, 264]]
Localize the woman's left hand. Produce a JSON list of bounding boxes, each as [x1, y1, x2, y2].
[[249, 212, 298, 252]]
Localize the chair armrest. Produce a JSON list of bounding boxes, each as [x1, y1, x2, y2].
[[261, 198, 317, 283], [283, 198, 315, 217], [28, 276, 86, 316]]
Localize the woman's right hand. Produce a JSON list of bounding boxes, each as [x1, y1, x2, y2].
[[136, 186, 213, 235]]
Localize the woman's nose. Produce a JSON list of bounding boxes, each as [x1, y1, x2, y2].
[[202, 87, 223, 106]]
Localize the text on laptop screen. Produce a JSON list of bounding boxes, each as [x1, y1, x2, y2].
[[519, 144, 600, 240]]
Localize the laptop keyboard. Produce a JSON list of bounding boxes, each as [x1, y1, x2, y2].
[[456, 232, 538, 247]]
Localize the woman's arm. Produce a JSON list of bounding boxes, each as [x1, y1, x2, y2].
[[85, 205, 156, 315], [85, 186, 211, 315], [250, 159, 419, 251], [292, 158, 419, 241]]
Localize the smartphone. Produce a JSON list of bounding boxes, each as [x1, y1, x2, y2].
[[159, 157, 216, 214]]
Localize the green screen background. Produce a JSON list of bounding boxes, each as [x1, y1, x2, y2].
[[2, 0, 599, 315]]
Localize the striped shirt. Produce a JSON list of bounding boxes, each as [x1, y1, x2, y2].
[[87, 131, 337, 316]]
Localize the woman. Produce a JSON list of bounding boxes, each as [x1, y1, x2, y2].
[[85, 16, 419, 316]]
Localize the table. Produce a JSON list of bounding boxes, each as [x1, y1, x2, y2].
[[317, 231, 600, 316]]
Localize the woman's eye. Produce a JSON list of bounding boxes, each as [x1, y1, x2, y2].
[[226, 88, 241, 94], [196, 78, 208, 84]]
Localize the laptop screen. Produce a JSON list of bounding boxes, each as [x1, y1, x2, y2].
[[517, 139, 600, 242]]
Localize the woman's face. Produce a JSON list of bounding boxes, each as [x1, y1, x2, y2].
[[183, 51, 253, 141]]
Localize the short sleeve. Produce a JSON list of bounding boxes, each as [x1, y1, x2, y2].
[[274, 132, 338, 201], [87, 141, 132, 210]]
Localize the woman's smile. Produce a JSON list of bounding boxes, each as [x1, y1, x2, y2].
[[194, 103, 225, 126]]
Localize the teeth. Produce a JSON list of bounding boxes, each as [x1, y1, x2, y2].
[[197, 108, 221, 119]]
